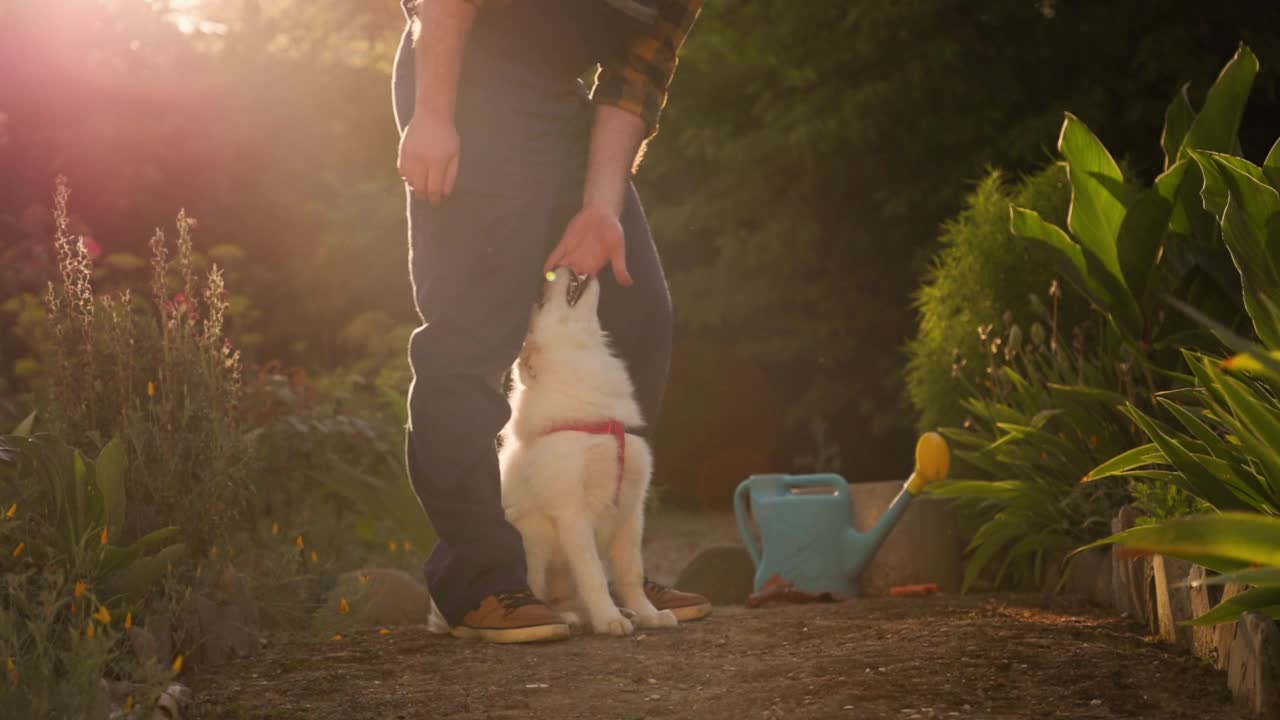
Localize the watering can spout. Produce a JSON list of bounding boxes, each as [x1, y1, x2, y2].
[[845, 432, 952, 579]]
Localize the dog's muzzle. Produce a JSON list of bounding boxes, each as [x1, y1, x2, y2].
[[565, 270, 592, 308]]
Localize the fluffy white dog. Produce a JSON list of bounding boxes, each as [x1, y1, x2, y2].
[[497, 269, 677, 636]]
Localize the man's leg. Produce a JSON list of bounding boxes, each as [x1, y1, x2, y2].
[[394, 25, 565, 633], [590, 182, 713, 621], [592, 181, 673, 435]]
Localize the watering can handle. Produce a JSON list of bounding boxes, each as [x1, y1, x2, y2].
[[733, 481, 762, 568], [781, 473, 849, 500]]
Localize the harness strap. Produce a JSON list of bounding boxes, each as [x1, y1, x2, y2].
[[542, 420, 626, 503]]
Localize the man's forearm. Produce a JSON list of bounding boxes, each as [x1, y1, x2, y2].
[[413, 0, 481, 119], [582, 105, 648, 217]]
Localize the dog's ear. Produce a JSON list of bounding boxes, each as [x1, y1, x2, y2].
[[516, 340, 541, 384]]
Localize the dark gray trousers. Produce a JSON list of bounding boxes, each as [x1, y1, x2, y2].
[[392, 25, 673, 626]]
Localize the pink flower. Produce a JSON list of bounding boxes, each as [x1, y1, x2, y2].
[[186, 217, 199, 229], [80, 235, 101, 260], [174, 292, 188, 307], [54, 174, 67, 187]]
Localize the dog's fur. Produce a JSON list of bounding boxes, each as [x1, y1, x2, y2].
[[497, 271, 676, 635]]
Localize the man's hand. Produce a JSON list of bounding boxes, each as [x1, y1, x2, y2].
[[398, 0, 479, 206], [543, 205, 633, 287], [398, 112, 459, 206]]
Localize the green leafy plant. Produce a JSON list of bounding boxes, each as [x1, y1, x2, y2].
[[1081, 131, 1280, 625], [0, 421, 179, 718], [929, 286, 1135, 591], [1010, 45, 1259, 364], [1083, 140, 1280, 517]]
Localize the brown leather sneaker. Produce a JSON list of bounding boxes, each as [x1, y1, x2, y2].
[[449, 590, 571, 644], [641, 578, 712, 622]]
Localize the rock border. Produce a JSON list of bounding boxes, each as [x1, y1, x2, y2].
[[1075, 505, 1280, 719]]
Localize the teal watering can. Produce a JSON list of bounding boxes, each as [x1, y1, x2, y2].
[[734, 432, 951, 595]]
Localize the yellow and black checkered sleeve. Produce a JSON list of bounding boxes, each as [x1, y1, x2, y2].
[[591, 0, 702, 137]]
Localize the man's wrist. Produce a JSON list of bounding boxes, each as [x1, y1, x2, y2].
[[582, 192, 624, 219]]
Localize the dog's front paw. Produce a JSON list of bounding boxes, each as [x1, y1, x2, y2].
[[559, 610, 583, 629], [592, 612, 634, 637], [631, 608, 678, 629]]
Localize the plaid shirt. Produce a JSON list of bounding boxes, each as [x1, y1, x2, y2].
[[591, 0, 702, 136], [403, 0, 701, 137]]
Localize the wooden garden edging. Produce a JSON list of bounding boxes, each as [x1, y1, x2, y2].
[[1059, 505, 1280, 718]]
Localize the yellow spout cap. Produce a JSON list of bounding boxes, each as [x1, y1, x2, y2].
[[906, 431, 950, 494]]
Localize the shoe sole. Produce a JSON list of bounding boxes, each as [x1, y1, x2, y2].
[[449, 622, 572, 644], [669, 602, 712, 623]]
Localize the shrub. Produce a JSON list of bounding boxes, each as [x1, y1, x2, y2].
[[907, 163, 1073, 429], [41, 181, 252, 552]]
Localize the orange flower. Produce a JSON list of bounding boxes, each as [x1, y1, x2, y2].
[[123, 696, 134, 712], [93, 606, 111, 624], [271, 521, 280, 535], [6, 656, 16, 686], [171, 654, 184, 674], [387, 540, 399, 553], [4, 503, 15, 519], [125, 612, 133, 630], [147, 381, 156, 398], [12, 542, 24, 558], [309, 550, 319, 564], [402, 540, 413, 553], [358, 573, 370, 586], [378, 628, 391, 636], [330, 634, 344, 641], [295, 534, 304, 550], [74, 580, 88, 599], [100, 526, 109, 545], [87, 622, 96, 639], [339, 597, 350, 615]]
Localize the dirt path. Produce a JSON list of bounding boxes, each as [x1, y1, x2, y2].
[[189, 594, 1244, 720]]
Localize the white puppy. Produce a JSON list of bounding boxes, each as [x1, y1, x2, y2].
[[498, 269, 677, 636]]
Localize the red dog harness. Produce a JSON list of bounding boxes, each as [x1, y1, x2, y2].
[[543, 420, 627, 504]]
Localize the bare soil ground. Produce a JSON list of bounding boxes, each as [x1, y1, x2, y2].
[[188, 593, 1245, 720]]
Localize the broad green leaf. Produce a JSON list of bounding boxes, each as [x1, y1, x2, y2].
[[100, 527, 181, 576], [1126, 408, 1251, 511], [1045, 383, 1128, 407], [1191, 150, 1269, 222], [1088, 512, 1280, 567], [93, 438, 127, 540], [1265, 137, 1280, 190], [1191, 566, 1280, 589], [1157, 398, 1227, 457], [1185, 586, 1280, 626], [1178, 45, 1259, 161], [1161, 83, 1194, 172], [961, 516, 1024, 593], [1170, 298, 1280, 380], [1058, 113, 1127, 285], [1083, 442, 1163, 482], [12, 411, 35, 437], [106, 543, 187, 598], [1194, 154, 1280, 347], [1116, 160, 1190, 302], [1010, 206, 1103, 300]]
